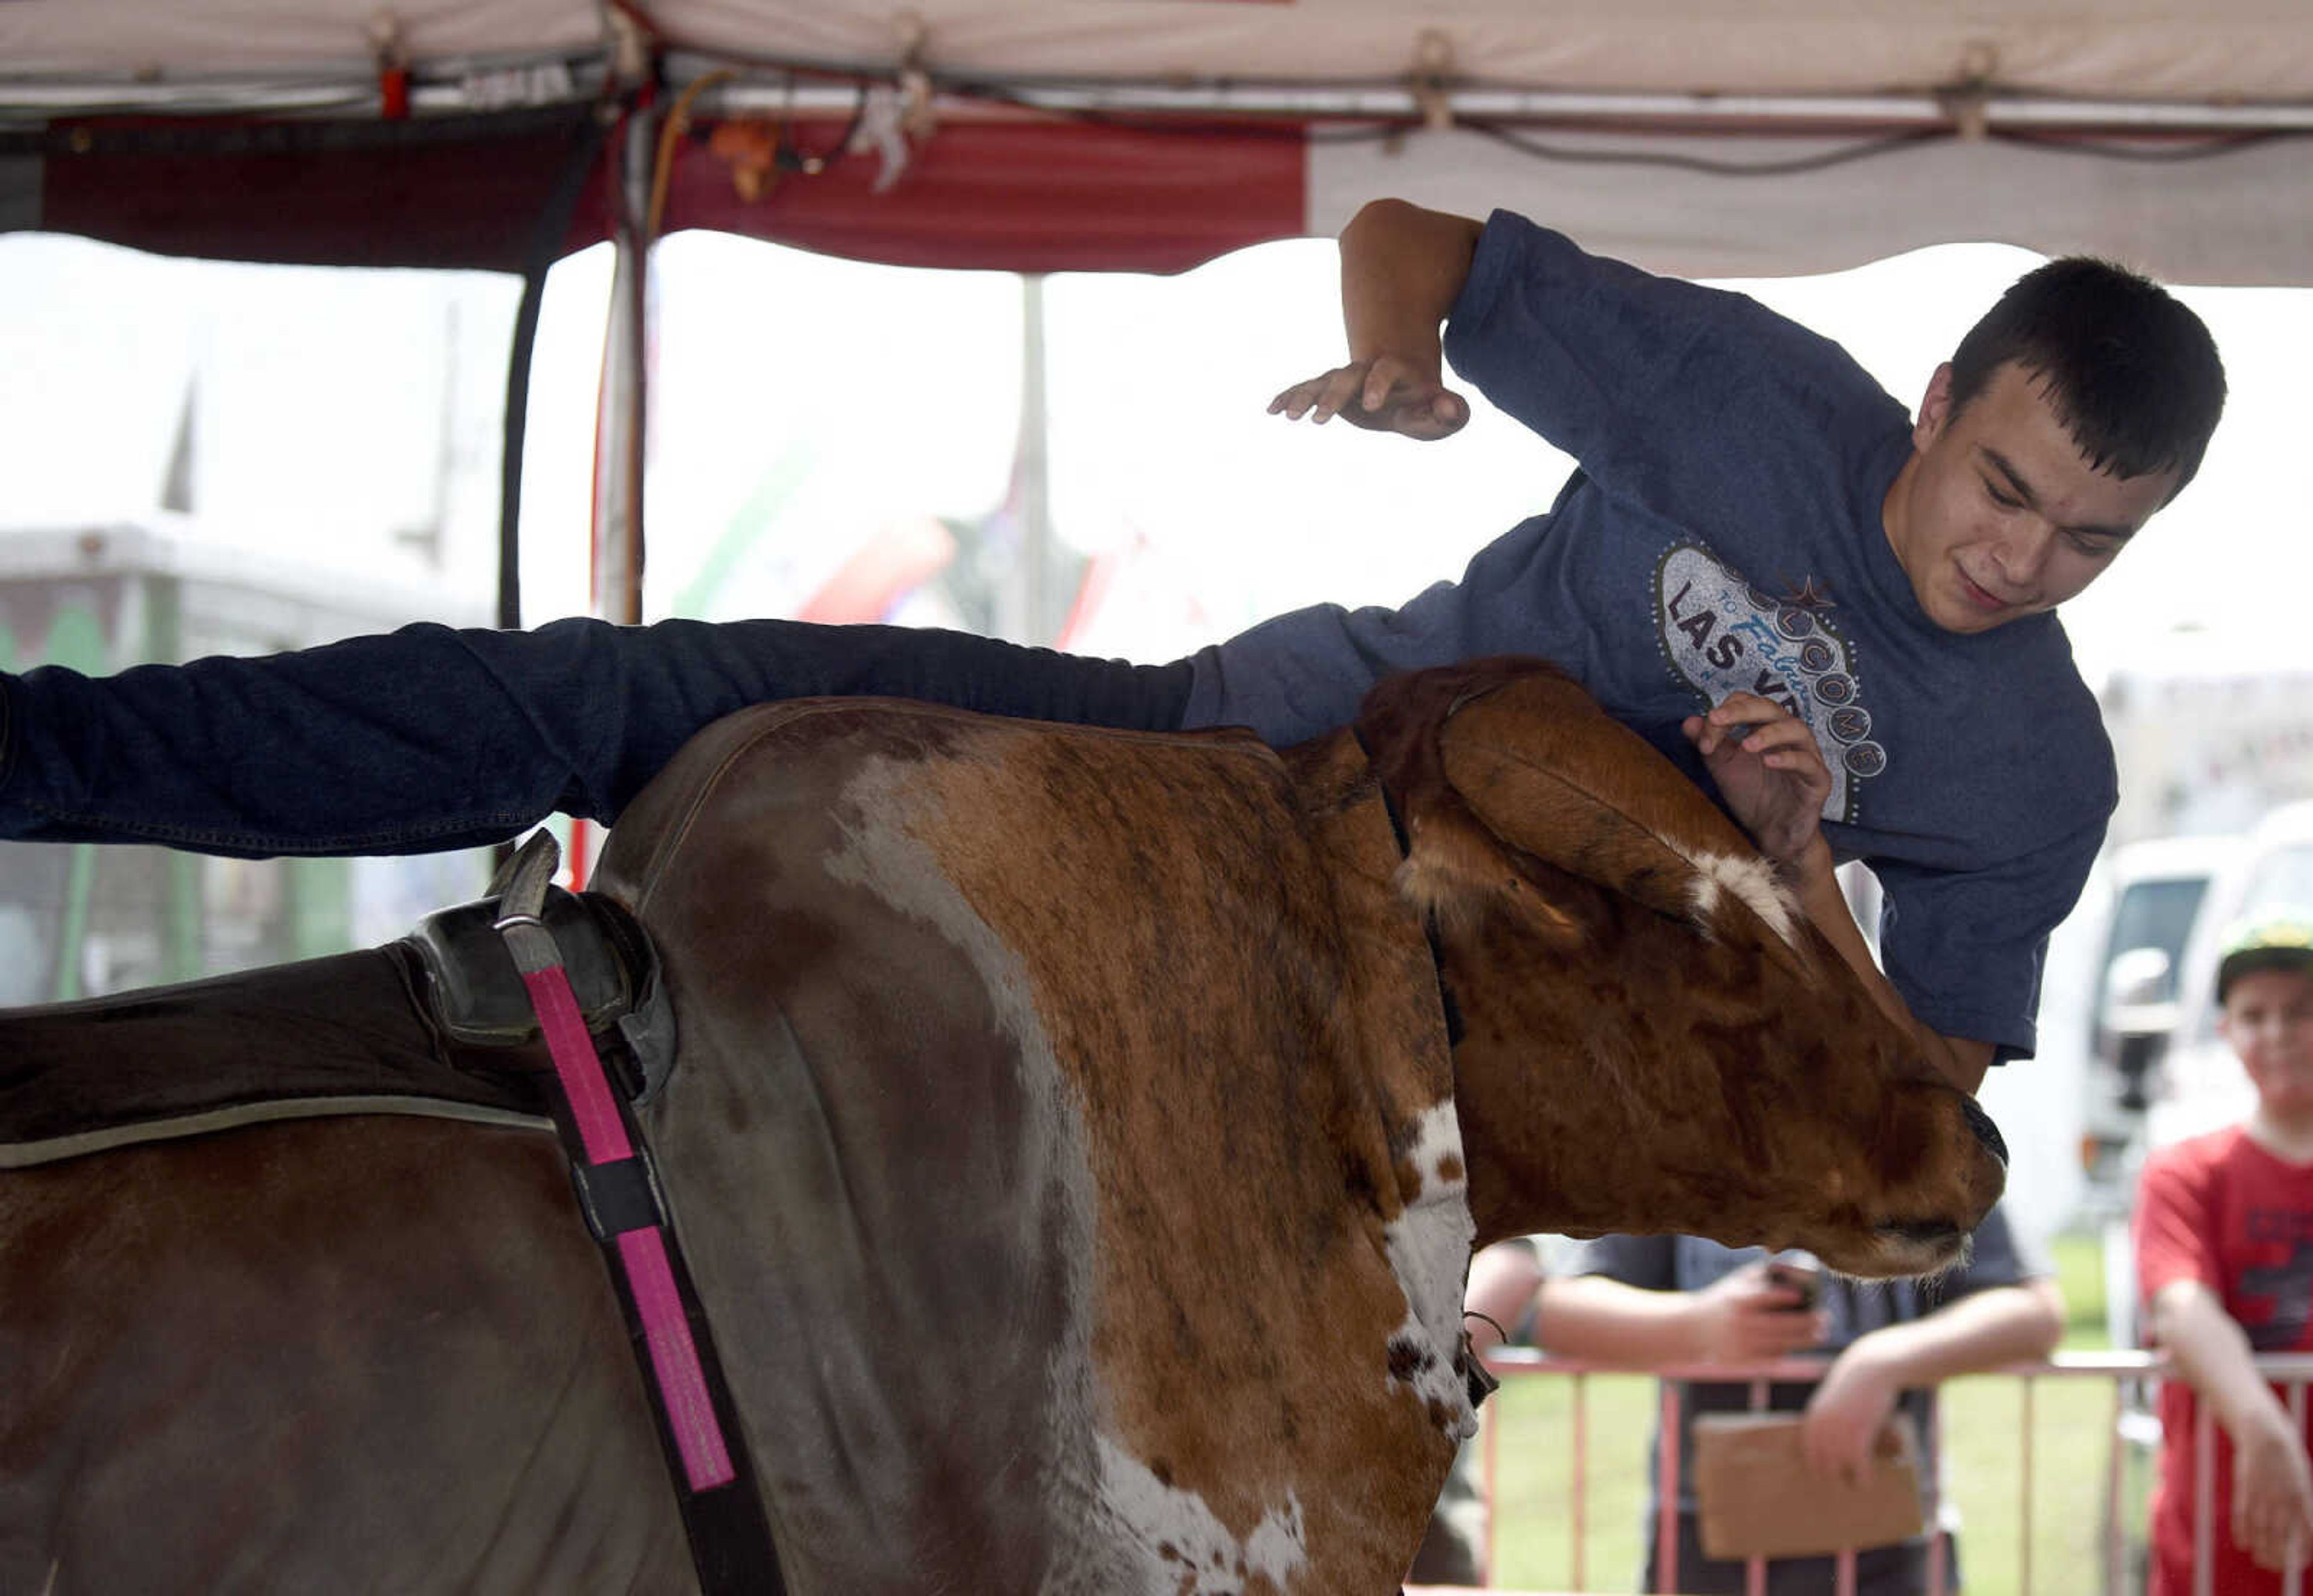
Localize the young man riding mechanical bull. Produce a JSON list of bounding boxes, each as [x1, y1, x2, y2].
[[0, 198, 2227, 1106]]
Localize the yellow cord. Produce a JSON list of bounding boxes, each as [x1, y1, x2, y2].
[[647, 68, 738, 243]]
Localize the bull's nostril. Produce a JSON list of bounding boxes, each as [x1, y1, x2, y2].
[[1959, 1096, 2008, 1167]]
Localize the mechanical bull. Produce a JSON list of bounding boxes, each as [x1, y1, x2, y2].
[[0, 657, 2005, 1594]]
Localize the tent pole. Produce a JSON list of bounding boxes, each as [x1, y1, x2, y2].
[[570, 97, 655, 891], [1016, 273, 1052, 645], [592, 105, 653, 631]]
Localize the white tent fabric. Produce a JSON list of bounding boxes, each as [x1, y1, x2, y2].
[[1315, 127, 2313, 287], [679, 0, 2310, 100], [4, 0, 2311, 282], [6, 0, 2311, 103]]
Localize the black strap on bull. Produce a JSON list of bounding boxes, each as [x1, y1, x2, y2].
[[489, 831, 787, 1595]]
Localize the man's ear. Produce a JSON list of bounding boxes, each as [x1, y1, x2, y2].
[[1914, 361, 1956, 450]]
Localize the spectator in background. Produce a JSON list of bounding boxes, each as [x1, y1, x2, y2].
[[2135, 912, 2313, 1594], [1532, 1200, 2061, 1594], [1409, 1238, 1548, 1587]]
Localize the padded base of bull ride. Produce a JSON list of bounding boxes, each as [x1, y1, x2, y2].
[[0, 855, 776, 1591], [0, 943, 548, 1167], [0, 882, 671, 1170], [0, 944, 548, 1167]]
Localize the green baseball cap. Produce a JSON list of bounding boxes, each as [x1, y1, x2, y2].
[[2216, 911, 2313, 1002]]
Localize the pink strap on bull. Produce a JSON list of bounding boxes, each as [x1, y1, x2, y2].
[[514, 959, 734, 1491], [492, 834, 737, 1494]]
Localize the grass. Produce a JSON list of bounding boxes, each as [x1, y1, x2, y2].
[[1479, 1230, 2153, 1594]]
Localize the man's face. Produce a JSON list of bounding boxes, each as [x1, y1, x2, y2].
[[1882, 360, 2181, 636], [2223, 967, 2313, 1120]]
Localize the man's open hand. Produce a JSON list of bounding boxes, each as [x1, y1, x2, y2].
[[1268, 355, 1468, 440]]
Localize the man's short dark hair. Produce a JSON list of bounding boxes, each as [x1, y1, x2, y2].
[[1948, 257, 2227, 496]]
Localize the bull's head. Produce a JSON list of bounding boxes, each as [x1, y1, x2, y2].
[[1358, 658, 2006, 1279]]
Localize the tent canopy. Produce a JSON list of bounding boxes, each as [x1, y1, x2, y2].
[[3, 0, 2311, 283], [10, 0, 2312, 103]]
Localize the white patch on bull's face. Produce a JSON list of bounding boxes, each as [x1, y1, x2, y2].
[[1679, 846, 1800, 950], [1094, 1440, 1308, 1594], [1381, 1099, 1479, 1442]]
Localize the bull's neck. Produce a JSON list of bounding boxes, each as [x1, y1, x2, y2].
[[1278, 729, 1467, 1224], [1438, 947, 1691, 1253]]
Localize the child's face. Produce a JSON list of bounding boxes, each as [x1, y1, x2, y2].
[[2221, 967, 2313, 1116]]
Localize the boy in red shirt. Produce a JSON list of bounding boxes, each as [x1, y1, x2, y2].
[[2136, 913, 2313, 1592]]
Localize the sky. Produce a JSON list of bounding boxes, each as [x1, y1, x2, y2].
[[1, 224, 2307, 691]]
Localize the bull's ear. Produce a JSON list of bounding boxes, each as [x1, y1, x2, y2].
[[1395, 803, 1581, 943], [1433, 670, 1812, 973], [1360, 657, 1585, 941]]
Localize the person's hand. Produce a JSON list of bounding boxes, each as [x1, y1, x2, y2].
[[2230, 1406, 2313, 1573], [1682, 691, 1832, 868], [1267, 355, 1469, 440], [1692, 1262, 1829, 1365], [1802, 1341, 1902, 1482]]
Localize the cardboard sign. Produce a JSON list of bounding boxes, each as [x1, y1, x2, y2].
[[1692, 1412, 1926, 1561]]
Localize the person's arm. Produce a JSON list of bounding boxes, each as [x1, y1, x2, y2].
[[1268, 199, 1481, 440], [1462, 1240, 1546, 1354], [1800, 1278, 2064, 1476], [1685, 688, 1994, 1094], [1535, 1264, 1826, 1368], [2150, 1279, 2313, 1573], [0, 617, 1193, 857]]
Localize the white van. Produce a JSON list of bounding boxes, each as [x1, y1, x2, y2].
[[2142, 801, 2313, 1150], [2077, 833, 2245, 1212]]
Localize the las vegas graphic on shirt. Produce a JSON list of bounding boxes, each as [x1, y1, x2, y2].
[[1654, 541, 1882, 826]]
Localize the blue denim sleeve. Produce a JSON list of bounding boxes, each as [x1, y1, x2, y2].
[[0, 617, 1192, 858], [1179, 579, 1475, 747], [1443, 211, 1906, 541], [1870, 801, 2107, 1064]]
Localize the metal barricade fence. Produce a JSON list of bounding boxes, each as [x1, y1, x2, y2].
[[1473, 1348, 2313, 1596]]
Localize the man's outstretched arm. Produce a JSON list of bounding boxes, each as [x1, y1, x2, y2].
[[0, 616, 1191, 858], [1269, 198, 1482, 440]]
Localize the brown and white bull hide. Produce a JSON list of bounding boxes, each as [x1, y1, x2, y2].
[[1359, 658, 2005, 1278], [586, 686, 1475, 1595], [0, 657, 2002, 1595]]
